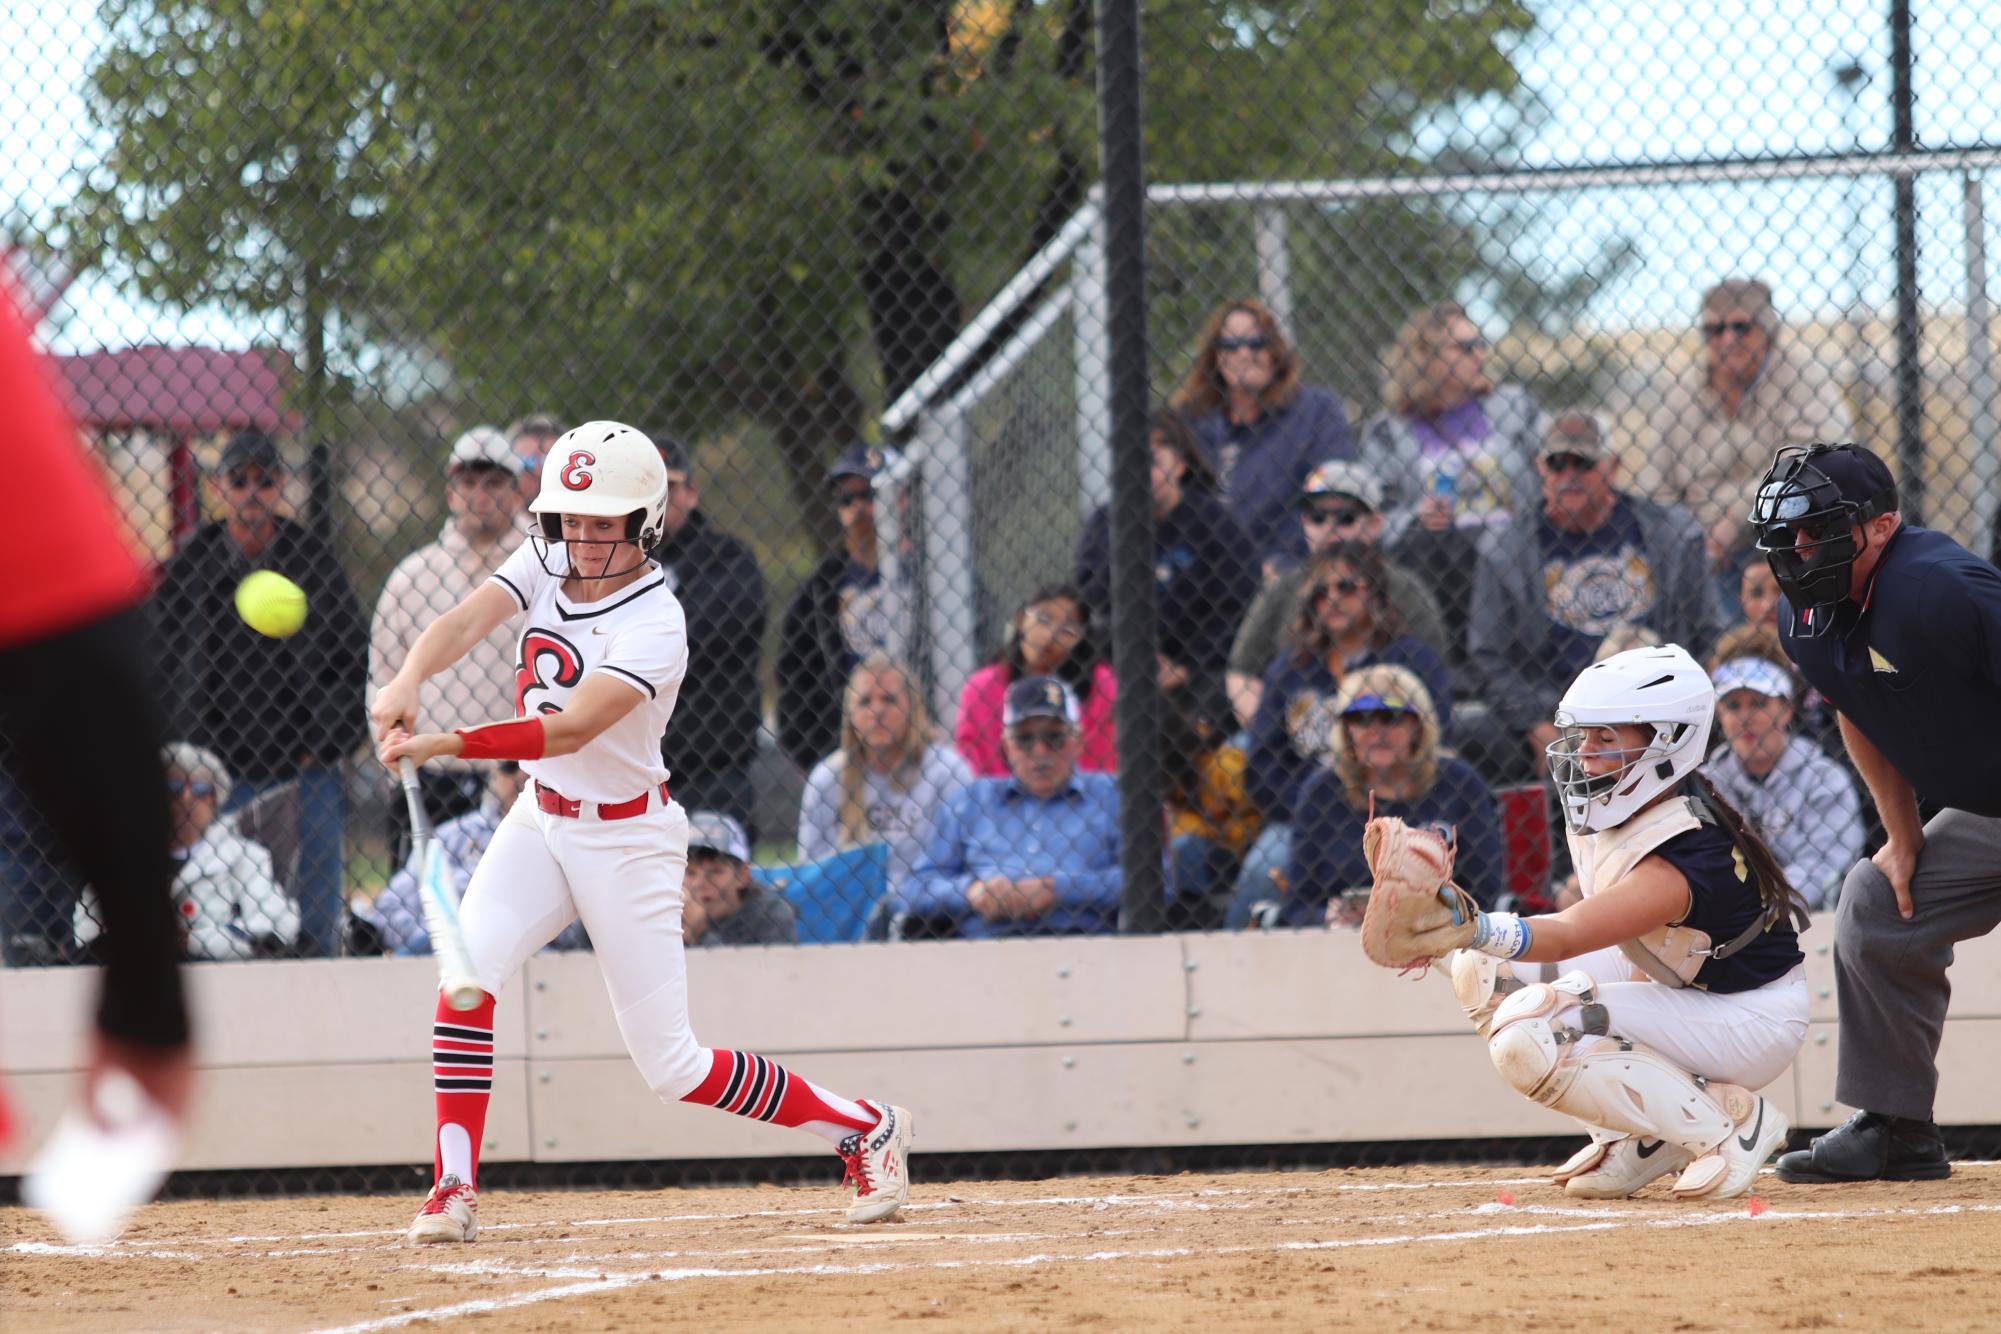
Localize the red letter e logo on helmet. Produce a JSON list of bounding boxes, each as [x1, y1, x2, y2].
[[560, 450, 597, 491]]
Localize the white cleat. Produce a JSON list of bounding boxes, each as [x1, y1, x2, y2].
[[406, 1173, 478, 1244], [840, 1103, 913, 1223], [1672, 1092, 1789, 1201], [1555, 1135, 1695, 1198]]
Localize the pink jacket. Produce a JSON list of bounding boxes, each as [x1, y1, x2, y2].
[[955, 661, 1120, 778]]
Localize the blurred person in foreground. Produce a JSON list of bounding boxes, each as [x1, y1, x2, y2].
[[647, 434, 767, 833], [0, 288, 191, 1162], [904, 677, 1122, 939], [1169, 298, 1354, 566], [370, 426, 528, 864], [682, 811, 797, 948]]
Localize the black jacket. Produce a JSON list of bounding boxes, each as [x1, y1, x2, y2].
[[1076, 489, 1260, 679], [152, 519, 368, 784], [650, 509, 767, 783], [776, 550, 859, 772]]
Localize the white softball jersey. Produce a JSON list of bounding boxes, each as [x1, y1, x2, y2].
[[488, 540, 688, 803]]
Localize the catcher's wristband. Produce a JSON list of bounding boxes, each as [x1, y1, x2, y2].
[[1470, 911, 1532, 960], [455, 717, 547, 761]]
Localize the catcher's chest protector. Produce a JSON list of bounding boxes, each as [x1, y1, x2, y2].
[[1567, 797, 1715, 988]]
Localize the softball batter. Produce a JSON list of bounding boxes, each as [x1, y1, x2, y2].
[[374, 422, 911, 1244], [1448, 644, 1807, 1199]]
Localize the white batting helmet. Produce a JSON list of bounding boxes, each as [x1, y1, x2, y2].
[[528, 421, 669, 548], [1546, 643, 1715, 834]]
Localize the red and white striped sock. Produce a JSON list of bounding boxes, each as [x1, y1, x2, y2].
[[679, 1050, 879, 1147], [430, 991, 496, 1186]]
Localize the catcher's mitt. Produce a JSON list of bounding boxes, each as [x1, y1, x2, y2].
[[1359, 814, 1481, 975]]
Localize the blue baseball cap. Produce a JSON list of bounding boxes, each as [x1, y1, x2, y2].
[[1003, 676, 1081, 728], [1341, 691, 1418, 717]]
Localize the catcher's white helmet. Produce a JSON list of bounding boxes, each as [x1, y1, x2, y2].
[[1546, 643, 1715, 834], [528, 421, 669, 549]]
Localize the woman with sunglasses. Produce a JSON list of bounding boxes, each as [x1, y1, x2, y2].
[[1229, 542, 1452, 926], [1357, 302, 1545, 665], [1168, 298, 1354, 566], [955, 583, 1116, 779], [1262, 664, 1498, 931], [1076, 410, 1258, 718]]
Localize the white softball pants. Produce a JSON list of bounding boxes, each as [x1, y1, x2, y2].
[[1552, 946, 1809, 1089]]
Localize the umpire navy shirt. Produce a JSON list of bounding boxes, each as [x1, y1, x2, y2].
[[1779, 524, 2001, 817]]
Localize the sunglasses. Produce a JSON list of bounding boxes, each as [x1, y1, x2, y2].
[[224, 473, 280, 491], [1007, 726, 1073, 752], [1344, 709, 1413, 728], [834, 485, 875, 507], [168, 778, 218, 798], [1302, 506, 1368, 528], [1544, 452, 1599, 474], [1314, 577, 1368, 601], [1452, 336, 1489, 354], [1214, 335, 1270, 353], [1027, 606, 1085, 641], [1702, 318, 1757, 339]]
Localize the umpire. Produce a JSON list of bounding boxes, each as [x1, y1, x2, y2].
[[1748, 443, 2001, 1184]]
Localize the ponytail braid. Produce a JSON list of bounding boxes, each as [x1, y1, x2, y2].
[[1689, 771, 1810, 927]]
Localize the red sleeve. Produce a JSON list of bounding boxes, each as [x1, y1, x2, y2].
[[0, 291, 151, 648]]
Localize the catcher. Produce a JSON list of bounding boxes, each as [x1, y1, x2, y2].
[[1361, 644, 1808, 1199]]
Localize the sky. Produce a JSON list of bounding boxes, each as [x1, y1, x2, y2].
[[3, 0, 1997, 353]]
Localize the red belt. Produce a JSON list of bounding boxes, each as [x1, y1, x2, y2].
[[535, 780, 670, 821]]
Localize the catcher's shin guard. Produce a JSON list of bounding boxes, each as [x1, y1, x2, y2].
[[1449, 949, 1527, 1039], [1485, 974, 1734, 1159]]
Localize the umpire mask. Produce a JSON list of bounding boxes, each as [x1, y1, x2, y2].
[[1748, 445, 1887, 639]]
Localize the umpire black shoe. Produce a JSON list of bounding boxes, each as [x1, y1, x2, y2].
[[1773, 1109, 1951, 1183]]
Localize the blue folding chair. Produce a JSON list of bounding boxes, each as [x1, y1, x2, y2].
[[750, 844, 890, 945]]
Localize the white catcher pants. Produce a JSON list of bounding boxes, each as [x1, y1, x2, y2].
[[456, 793, 712, 1100], [1552, 946, 1809, 1090]]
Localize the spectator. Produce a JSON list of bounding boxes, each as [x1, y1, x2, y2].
[[777, 443, 908, 772], [152, 430, 368, 957], [683, 811, 798, 948], [509, 412, 566, 505], [1225, 459, 1449, 728], [1467, 408, 1721, 783], [1740, 559, 1781, 629], [1700, 649, 1864, 911], [1235, 542, 1454, 911], [1359, 301, 1545, 664], [370, 426, 527, 866], [361, 761, 584, 955], [1232, 664, 1500, 929], [79, 743, 296, 960], [956, 583, 1117, 778], [904, 677, 1123, 938], [1641, 279, 1853, 576], [800, 651, 973, 894], [1163, 687, 1262, 931], [1076, 410, 1257, 712], [648, 434, 768, 832], [0, 751, 84, 965], [1169, 297, 1354, 563]]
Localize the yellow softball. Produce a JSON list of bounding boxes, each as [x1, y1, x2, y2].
[[234, 570, 309, 639]]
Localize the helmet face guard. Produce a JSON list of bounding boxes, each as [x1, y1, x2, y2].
[[1749, 445, 1883, 638]]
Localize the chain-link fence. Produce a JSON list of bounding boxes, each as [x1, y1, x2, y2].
[[3, 1, 1998, 1164]]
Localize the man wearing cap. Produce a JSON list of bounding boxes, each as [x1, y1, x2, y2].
[[684, 811, 797, 947], [1224, 459, 1449, 728], [153, 428, 368, 957], [904, 677, 1122, 938], [1638, 279, 1852, 577], [1747, 442, 2001, 1186], [370, 427, 529, 860], [648, 436, 767, 834], [1700, 645, 1863, 910], [777, 444, 908, 772], [508, 413, 566, 505], [1466, 408, 1720, 783]]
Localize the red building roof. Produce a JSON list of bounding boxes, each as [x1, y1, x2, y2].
[[52, 344, 297, 434]]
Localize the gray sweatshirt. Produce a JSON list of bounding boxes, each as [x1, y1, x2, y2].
[[1702, 736, 1865, 910]]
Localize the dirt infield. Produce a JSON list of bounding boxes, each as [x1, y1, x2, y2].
[[5, 1162, 2000, 1331]]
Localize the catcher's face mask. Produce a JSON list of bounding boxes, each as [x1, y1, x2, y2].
[[1749, 445, 1882, 638]]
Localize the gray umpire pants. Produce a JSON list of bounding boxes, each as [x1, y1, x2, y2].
[[1833, 808, 2001, 1119]]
